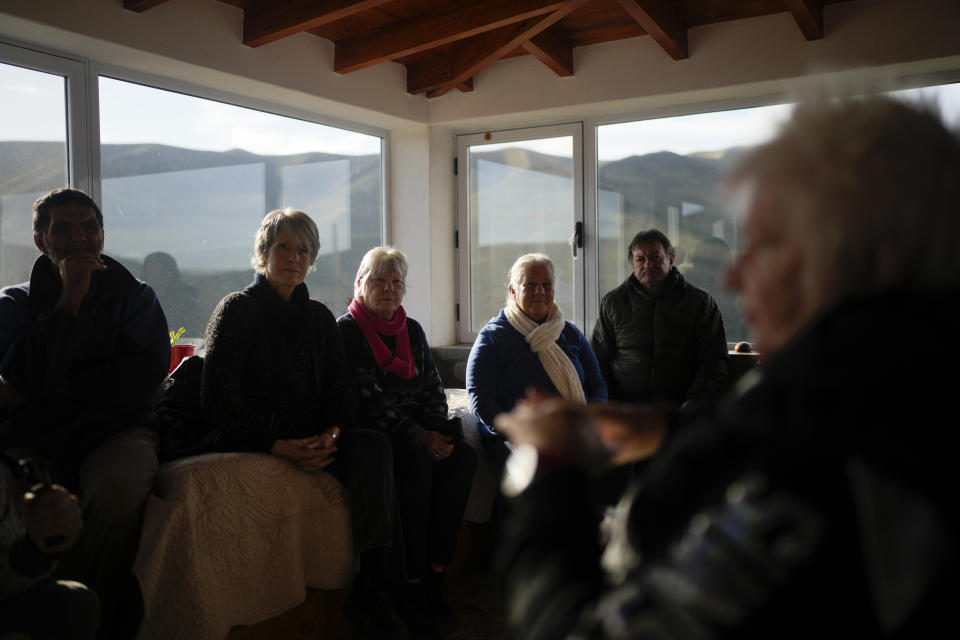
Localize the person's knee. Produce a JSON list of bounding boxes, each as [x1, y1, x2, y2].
[[347, 428, 394, 472], [53, 580, 100, 637], [79, 431, 158, 517]]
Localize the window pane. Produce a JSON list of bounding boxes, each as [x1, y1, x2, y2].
[[597, 104, 793, 343], [0, 62, 68, 286], [596, 82, 960, 344], [98, 77, 383, 339], [467, 136, 575, 332]]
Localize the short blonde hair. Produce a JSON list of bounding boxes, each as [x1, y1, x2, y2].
[[354, 246, 409, 299], [251, 208, 320, 275], [506, 253, 555, 306]]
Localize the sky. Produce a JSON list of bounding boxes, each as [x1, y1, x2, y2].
[[0, 64, 381, 156]]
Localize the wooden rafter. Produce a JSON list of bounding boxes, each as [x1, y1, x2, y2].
[[615, 0, 688, 60], [243, 0, 394, 47], [522, 30, 574, 77], [122, 0, 170, 12], [410, 0, 590, 98], [334, 0, 570, 74], [783, 0, 824, 40]]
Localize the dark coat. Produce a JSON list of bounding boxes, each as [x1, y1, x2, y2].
[[0, 255, 169, 466], [591, 268, 728, 405], [201, 275, 354, 452], [337, 312, 446, 443], [500, 289, 959, 639]]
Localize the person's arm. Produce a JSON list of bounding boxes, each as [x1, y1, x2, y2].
[[575, 326, 608, 403], [66, 283, 170, 410], [465, 326, 508, 433], [200, 294, 275, 452], [590, 299, 617, 397], [497, 467, 605, 640], [312, 303, 356, 432], [0, 282, 168, 413], [685, 295, 729, 407], [413, 322, 448, 424]]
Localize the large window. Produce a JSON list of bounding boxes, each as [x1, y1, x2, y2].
[[595, 104, 793, 342], [0, 41, 384, 343], [98, 78, 383, 338], [595, 82, 960, 343]]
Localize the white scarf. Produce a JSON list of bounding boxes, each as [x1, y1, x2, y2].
[[504, 301, 586, 404]]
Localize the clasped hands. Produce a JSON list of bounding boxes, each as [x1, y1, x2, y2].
[[271, 426, 341, 473], [495, 390, 668, 469]]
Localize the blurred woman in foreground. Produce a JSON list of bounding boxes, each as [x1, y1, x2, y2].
[[495, 97, 960, 639]]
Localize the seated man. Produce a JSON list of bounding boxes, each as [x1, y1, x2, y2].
[[591, 229, 728, 412], [496, 96, 958, 639], [0, 188, 170, 638], [1, 458, 99, 639]]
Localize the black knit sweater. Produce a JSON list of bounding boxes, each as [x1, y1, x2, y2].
[[201, 274, 354, 452]]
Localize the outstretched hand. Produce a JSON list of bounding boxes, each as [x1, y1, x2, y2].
[[495, 389, 668, 468]]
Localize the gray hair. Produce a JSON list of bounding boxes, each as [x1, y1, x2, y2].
[[251, 208, 321, 275], [506, 253, 555, 307], [727, 96, 960, 307], [353, 246, 409, 299]]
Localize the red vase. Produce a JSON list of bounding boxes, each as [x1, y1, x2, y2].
[[170, 344, 195, 373]]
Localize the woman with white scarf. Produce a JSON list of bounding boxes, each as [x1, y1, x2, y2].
[[466, 253, 607, 472]]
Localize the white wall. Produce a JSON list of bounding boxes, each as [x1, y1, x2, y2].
[[4, 0, 960, 344], [388, 126, 432, 331]]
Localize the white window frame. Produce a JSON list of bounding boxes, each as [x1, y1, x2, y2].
[[0, 40, 94, 196], [456, 122, 584, 344]]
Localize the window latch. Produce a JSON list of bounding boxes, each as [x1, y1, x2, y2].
[[570, 221, 583, 258]]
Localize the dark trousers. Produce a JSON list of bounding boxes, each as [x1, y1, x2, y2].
[[392, 436, 477, 580], [51, 426, 158, 640], [326, 427, 398, 553]]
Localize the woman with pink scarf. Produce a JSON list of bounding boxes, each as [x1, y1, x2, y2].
[[337, 246, 476, 631]]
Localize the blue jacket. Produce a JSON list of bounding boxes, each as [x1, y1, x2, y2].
[[466, 309, 607, 436], [0, 255, 169, 465]]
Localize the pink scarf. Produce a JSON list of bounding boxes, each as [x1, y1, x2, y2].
[[348, 298, 416, 380]]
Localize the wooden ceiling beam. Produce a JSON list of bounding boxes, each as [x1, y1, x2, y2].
[[615, 0, 688, 60], [410, 0, 590, 98], [426, 78, 475, 98], [335, 0, 570, 74], [783, 0, 824, 40], [123, 0, 171, 12], [242, 0, 393, 47], [522, 30, 574, 76]]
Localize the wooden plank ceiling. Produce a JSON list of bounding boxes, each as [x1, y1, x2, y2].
[[124, 0, 849, 98]]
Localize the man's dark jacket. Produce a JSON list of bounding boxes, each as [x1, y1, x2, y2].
[[0, 255, 170, 467], [592, 268, 728, 405]]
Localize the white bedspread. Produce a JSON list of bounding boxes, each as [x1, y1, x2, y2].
[[134, 452, 354, 640]]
